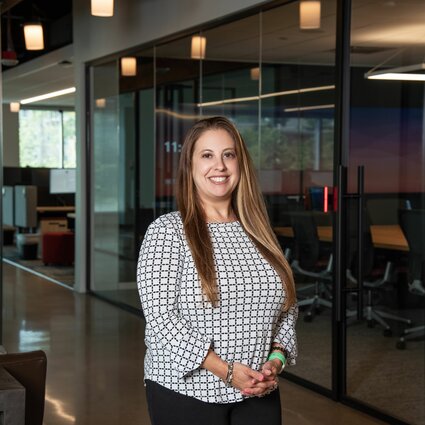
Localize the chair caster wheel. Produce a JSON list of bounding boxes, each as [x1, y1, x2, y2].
[[383, 329, 392, 337], [315, 307, 322, 315], [396, 340, 406, 350], [304, 314, 313, 323], [367, 320, 374, 328]]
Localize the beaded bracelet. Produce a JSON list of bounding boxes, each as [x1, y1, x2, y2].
[[224, 361, 234, 387]]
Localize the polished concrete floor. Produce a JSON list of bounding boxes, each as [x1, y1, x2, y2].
[[2, 263, 386, 425]]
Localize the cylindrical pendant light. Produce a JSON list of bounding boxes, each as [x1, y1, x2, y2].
[[96, 98, 106, 108], [250, 67, 260, 81], [10, 102, 20, 113], [300, 0, 321, 30], [91, 0, 114, 17], [121, 57, 137, 77], [191, 35, 206, 60], [23, 23, 44, 50]]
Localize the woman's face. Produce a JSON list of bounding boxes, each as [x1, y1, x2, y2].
[[191, 129, 240, 205]]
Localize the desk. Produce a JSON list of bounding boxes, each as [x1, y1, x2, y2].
[[274, 225, 408, 251]]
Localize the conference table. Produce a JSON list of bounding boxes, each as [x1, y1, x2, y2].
[[274, 225, 408, 252]]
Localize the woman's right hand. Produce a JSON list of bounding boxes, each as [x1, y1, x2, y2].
[[232, 362, 278, 397]]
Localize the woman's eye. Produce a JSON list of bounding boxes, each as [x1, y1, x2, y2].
[[202, 153, 212, 158], [224, 152, 235, 158]]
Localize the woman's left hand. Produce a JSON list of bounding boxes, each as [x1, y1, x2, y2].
[[240, 359, 281, 397], [260, 359, 281, 381]]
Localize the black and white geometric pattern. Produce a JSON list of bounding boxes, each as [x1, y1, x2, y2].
[[137, 211, 298, 404]]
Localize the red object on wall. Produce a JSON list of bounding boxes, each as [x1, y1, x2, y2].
[[42, 232, 74, 266]]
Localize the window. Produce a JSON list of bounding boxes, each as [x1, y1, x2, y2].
[[19, 109, 76, 168]]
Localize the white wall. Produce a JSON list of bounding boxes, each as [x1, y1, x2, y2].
[[2, 105, 20, 167], [72, 0, 266, 293]]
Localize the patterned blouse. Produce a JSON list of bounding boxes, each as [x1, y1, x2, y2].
[[137, 211, 298, 404]]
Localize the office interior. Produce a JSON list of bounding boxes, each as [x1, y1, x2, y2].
[[0, 1, 424, 425]]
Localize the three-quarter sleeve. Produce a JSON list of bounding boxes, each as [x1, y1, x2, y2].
[[273, 303, 298, 365], [137, 219, 212, 378]]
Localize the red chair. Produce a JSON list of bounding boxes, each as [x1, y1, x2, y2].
[[42, 232, 74, 265]]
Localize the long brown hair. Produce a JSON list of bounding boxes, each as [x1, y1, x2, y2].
[[176, 116, 296, 311]]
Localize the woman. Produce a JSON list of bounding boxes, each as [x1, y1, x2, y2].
[[137, 116, 298, 425]]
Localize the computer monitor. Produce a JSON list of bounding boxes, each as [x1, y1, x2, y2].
[[49, 169, 76, 194]]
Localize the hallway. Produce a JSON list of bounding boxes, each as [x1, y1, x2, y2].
[[2, 262, 385, 425]]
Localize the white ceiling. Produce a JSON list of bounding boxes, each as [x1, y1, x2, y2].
[[2, 45, 75, 107]]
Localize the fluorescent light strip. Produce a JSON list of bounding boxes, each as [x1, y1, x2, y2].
[[21, 87, 76, 105], [367, 73, 425, 81], [197, 85, 335, 107], [284, 104, 334, 112]]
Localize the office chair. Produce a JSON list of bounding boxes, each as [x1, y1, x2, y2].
[[290, 211, 333, 322], [346, 222, 411, 336], [397, 209, 425, 349], [0, 350, 47, 425]]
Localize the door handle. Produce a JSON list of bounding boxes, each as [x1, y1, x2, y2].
[[356, 165, 365, 320]]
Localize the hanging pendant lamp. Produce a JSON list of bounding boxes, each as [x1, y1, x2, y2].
[[299, 0, 321, 30], [91, 0, 114, 17], [23, 22, 44, 50]]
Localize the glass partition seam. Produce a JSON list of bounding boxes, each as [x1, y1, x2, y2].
[[258, 11, 262, 172], [0, 14, 3, 344], [153, 45, 157, 219], [87, 65, 95, 292], [199, 31, 203, 117], [333, 0, 352, 401]]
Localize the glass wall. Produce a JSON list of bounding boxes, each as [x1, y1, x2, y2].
[[89, 1, 424, 423], [345, 1, 425, 424]]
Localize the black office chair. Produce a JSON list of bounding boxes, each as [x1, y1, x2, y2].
[[346, 223, 411, 336], [397, 209, 425, 349], [290, 211, 333, 322]]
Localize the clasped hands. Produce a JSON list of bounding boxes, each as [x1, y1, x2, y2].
[[232, 359, 281, 398]]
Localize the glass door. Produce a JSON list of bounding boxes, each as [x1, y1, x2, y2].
[[343, 1, 425, 424]]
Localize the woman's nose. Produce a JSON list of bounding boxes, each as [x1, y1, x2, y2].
[[214, 157, 226, 170]]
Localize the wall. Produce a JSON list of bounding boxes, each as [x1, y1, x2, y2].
[[72, 0, 267, 292], [2, 105, 19, 167]]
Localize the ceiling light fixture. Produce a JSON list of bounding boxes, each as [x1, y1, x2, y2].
[[284, 104, 334, 112], [10, 102, 20, 113], [250, 67, 260, 81], [197, 84, 335, 107], [121, 57, 137, 76], [191, 35, 206, 60], [96, 98, 106, 108], [299, 0, 321, 30], [91, 0, 114, 17], [20, 87, 76, 105], [365, 63, 425, 81], [23, 23, 44, 50]]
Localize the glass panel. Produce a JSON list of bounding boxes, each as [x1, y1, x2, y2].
[[155, 36, 200, 216], [200, 15, 260, 157], [346, 1, 425, 423], [261, 1, 337, 390], [91, 60, 137, 305]]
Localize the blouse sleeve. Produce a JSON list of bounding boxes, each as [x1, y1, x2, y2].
[[272, 303, 298, 365], [137, 218, 212, 378]]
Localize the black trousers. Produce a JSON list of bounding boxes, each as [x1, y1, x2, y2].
[[145, 379, 282, 425]]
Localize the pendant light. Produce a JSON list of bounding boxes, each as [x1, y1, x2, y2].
[[250, 67, 260, 81], [121, 57, 137, 77], [10, 102, 20, 113], [191, 35, 206, 60], [23, 23, 44, 50], [96, 98, 106, 108], [91, 0, 114, 17], [299, 0, 321, 30]]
